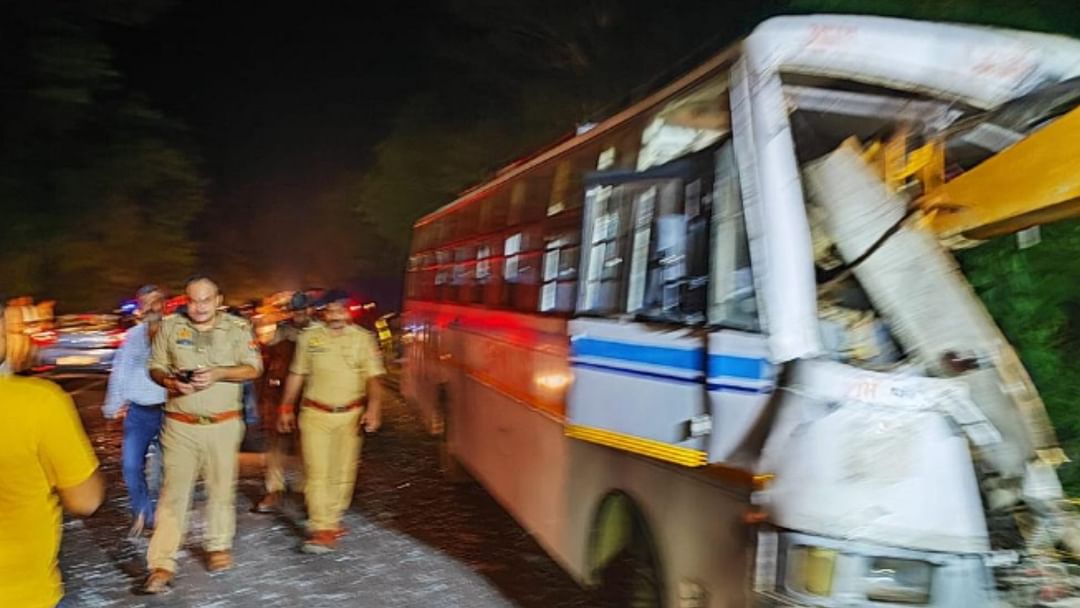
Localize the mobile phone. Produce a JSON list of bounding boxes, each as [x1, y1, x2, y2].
[[176, 369, 195, 383]]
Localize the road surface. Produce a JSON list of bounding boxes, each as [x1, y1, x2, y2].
[[50, 372, 592, 608]]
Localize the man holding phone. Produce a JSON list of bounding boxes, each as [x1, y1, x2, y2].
[[142, 275, 262, 593]]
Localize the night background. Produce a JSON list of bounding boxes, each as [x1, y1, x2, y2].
[[2, 0, 1080, 484]]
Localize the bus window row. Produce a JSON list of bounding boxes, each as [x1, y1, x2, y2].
[[407, 73, 758, 330], [407, 142, 759, 331]]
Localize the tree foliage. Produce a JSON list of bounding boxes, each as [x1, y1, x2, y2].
[[0, 0, 205, 311]]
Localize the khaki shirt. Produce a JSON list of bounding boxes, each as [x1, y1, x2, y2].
[[150, 313, 263, 416], [269, 321, 304, 346], [290, 323, 385, 407]]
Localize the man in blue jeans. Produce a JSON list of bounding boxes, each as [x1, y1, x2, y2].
[[103, 285, 167, 537]]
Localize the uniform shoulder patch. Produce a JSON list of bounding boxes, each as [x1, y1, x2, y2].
[[224, 313, 251, 328]]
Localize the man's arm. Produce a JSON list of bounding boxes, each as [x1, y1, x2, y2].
[[276, 330, 310, 433], [41, 385, 105, 517], [102, 335, 132, 418], [151, 365, 199, 395], [362, 375, 385, 432], [203, 364, 260, 383], [360, 331, 387, 432], [148, 323, 196, 395], [276, 371, 305, 432], [148, 321, 172, 388], [192, 324, 263, 390], [57, 470, 105, 517]]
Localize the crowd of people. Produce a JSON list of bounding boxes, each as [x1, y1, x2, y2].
[[0, 275, 386, 606]]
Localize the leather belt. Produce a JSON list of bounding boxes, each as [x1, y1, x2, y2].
[[165, 410, 243, 425], [302, 398, 362, 414]]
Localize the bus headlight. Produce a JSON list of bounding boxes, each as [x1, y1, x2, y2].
[[865, 558, 933, 604], [785, 545, 836, 597]]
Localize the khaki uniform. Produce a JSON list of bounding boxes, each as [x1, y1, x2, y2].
[[291, 323, 384, 532], [147, 313, 262, 573], [260, 322, 305, 493]]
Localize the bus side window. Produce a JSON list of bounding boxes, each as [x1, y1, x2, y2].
[[624, 174, 710, 325], [453, 245, 477, 304], [708, 142, 759, 331], [435, 249, 453, 302], [406, 255, 421, 299], [419, 253, 436, 301], [578, 184, 629, 315], [539, 224, 580, 313], [504, 229, 541, 311]]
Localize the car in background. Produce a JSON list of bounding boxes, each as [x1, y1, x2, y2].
[[31, 314, 126, 374]]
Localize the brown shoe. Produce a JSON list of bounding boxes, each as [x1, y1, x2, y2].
[[252, 491, 282, 514], [331, 526, 349, 541], [206, 550, 233, 572], [301, 530, 338, 554], [143, 568, 173, 594]]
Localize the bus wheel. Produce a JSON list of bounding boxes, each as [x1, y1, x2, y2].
[[594, 542, 663, 608], [436, 383, 467, 483], [589, 492, 664, 608]]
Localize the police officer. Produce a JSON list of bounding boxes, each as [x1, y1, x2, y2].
[[277, 290, 385, 553], [252, 291, 313, 513], [143, 275, 263, 593]]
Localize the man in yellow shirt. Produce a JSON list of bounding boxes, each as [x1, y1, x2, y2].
[[277, 291, 385, 553], [0, 304, 105, 607]]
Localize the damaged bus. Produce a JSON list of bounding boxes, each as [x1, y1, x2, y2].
[[402, 14, 1080, 607]]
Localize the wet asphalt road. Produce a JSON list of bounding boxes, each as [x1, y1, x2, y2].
[[52, 372, 593, 608]]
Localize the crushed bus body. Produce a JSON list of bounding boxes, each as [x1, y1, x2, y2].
[[402, 14, 1080, 608]]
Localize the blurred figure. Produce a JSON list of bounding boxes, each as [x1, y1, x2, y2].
[[253, 291, 313, 513], [4, 296, 30, 373], [142, 276, 262, 593], [102, 285, 167, 537], [277, 291, 385, 554], [0, 302, 105, 607], [229, 303, 261, 429]]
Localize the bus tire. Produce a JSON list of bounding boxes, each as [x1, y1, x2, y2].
[[589, 492, 665, 608], [436, 383, 468, 483]]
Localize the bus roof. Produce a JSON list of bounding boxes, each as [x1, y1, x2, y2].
[[413, 46, 739, 228], [413, 14, 1080, 229]]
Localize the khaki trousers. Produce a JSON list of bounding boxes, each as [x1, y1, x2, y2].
[[264, 429, 303, 493], [147, 417, 244, 573], [299, 407, 363, 532]]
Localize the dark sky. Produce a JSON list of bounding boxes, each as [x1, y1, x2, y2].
[[103, 1, 467, 304], [98, 1, 760, 305], [110, 0, 447, 196]]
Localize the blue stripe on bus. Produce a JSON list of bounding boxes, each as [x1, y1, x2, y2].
[[570, 337, 703, 371], [706, 383, 773, 395], [571, 361, 702, 385], [572, 362, 771, 395], [706, 354, 769, 381]]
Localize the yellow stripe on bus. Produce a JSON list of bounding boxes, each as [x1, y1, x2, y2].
[[565, 424, 708, 468]]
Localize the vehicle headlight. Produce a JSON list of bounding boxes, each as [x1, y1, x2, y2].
[[865, 557, 933, 604], [785, 545, 836, 597]]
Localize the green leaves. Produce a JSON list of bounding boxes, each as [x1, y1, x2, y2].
[[960, 220, 1080, 492]]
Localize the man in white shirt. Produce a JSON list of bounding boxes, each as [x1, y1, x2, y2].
[[102, 285, 167, 537]]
